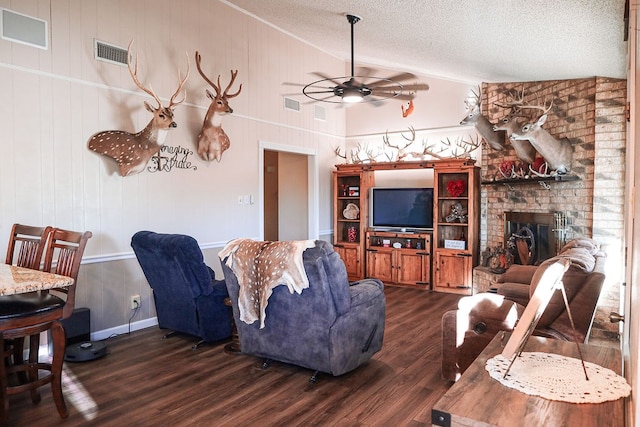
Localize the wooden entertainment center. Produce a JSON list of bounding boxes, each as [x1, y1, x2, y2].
[[333, 159, 479, 294]]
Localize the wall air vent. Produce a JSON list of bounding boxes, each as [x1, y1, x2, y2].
[[314, 105, 326, 121], [0, 8, 48, 50], [94, 40, 129, 65], [283, 97, 300, 112]]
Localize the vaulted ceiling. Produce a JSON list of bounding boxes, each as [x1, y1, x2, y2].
[[224, 0, 628, 83]]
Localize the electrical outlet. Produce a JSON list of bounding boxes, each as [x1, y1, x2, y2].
[[130, 295, 141, 310]]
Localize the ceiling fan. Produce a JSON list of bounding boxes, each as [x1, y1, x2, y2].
[[302, 14, 429, 104]]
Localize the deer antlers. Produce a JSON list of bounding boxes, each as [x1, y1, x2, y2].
[[195, 52, 242, 100], [383, 127, 416, 161], [127, 40, 189, 110]]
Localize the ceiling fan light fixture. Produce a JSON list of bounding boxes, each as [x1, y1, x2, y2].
[[342, 95, 363, 103], [300, 14, 426, 104], [342, 89, 363, 103]]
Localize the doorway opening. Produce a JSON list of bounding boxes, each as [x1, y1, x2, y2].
[[259, 142, 318, 241]]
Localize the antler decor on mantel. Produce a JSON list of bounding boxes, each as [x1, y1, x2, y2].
[[194, 52, 242, 162], [334, 127, 481, 164], [87, 40, 190, 177]]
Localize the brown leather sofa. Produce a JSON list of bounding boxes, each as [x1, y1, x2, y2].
[[441, 293, 523, 381], [496, 238, 606, 343], [441, 238, 606, 381]]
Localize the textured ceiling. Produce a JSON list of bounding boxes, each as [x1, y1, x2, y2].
[[223, 0, 628, 83]]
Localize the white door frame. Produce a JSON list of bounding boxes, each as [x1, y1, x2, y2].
[[258, 141, 319, 240]]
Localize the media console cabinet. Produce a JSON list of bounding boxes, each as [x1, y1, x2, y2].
[[333, 159, 479, 294]]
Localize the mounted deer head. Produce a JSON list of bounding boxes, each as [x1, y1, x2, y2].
[[492, 87, 537, 164], [87, 41, 189, 176], [459, 87, 506, 151], [195, 51, 242, 162], [510, 101, 572, 174]]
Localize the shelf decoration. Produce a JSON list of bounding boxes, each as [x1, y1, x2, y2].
[[347, 226, 358, 243], [342, 203, 360, 220], [446, 180, 466, 197], [445, 202, 467, 223]]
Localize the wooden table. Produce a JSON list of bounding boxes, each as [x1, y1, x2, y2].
[[0, 263, 74, 295], [432, 333, 624, 427]]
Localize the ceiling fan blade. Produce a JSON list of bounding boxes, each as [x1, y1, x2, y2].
[[372, 91, 414, 101], [354, 66, 377, 79], [392, 94, 416, 101], [363, 73, 418, 88], [398, 83, 430, 92], [303, 89, 337, 95], [310, 72, 345, 86], [382, 72, 418, 83], [301, 94, 337, 104]]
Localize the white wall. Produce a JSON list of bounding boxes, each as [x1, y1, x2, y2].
[[0, 0, 479, 337], [0, 0, 345, 334]]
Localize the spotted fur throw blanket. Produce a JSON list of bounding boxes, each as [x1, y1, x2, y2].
[[219, 238, 315, 328]]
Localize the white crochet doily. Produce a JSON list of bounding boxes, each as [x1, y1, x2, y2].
[[486, 352, 631, 404]]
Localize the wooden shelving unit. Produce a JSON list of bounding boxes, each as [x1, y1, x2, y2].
[[432, 162, 480, 295], [333, 159, 479, 293], [365, 231, 431, 289], [332, 170, 374, 281]]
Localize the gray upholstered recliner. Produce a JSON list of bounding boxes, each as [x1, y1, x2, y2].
[[220, 239, 385, 378], [131, 231, 232, 348]]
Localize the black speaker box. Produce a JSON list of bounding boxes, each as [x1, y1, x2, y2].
[[60, 307, 91, 345]]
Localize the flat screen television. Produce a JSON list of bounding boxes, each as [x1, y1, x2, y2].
[[369, 187, 434, 231]]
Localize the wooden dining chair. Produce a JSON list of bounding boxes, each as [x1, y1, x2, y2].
[[0, 228, 92, 424], [4, 224, 53, 380], [5, 224, 52, 270]]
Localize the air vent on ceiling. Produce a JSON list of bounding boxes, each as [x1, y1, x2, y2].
[[314, 105, 326, 121], [94, 40, 128, 65], [1, 8, 48, 50], [283, 97, 300, 112]]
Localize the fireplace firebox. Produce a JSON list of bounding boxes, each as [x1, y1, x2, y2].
[[503, 211, 568, 265]]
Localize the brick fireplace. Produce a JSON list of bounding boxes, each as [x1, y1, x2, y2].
[[477, 77, 626, 342], [504, 211, 566, 265]]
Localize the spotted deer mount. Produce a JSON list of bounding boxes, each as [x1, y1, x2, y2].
[[87, 41, 190, 176], [194, 51, 242, 162]]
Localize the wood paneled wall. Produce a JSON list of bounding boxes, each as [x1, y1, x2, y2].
[[0, 0, 346, 334]]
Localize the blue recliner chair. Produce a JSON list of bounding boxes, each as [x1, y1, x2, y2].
[[131, 231, 232, 348], [220, 239, 385, 380]]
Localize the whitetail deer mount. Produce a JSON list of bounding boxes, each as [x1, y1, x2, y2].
[[459, 88, 506, 151], [87, 41, 189, 176], [195, 52, 242, 162], [492, 87, 538, 164], [510, 100, 572, 174]]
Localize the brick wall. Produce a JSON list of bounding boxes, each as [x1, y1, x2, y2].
[[478, 77, 626, 342]]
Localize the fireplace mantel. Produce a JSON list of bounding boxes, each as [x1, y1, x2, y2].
[[481, 174, 579, 187]]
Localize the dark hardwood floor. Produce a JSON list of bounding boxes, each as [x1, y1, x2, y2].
[[8, 287, 462, 426]]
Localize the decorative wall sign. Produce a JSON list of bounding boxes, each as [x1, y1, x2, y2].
[[147, 144, 197, 173]]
